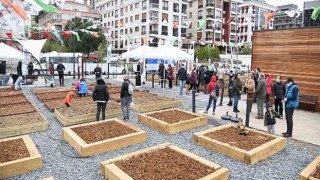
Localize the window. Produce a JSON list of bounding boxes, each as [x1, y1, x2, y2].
[[189, 12, 192, 18], [135, 27, 139, 32], [198, 11, 203, 17], [189, 1, 192, 7], [135, 14, 139, 20], [216, 11, 221, 18], [135, 2, 139, 8], [173, 15, 179, 22], [125, 17, 128, 23], [231, 3, 236, 11], [130, 5, 133, 10], [40, 57, 46, 64], [130, 16, 133, 22]]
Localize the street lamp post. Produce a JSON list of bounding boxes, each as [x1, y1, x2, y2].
[[73, 9, 77, 79]]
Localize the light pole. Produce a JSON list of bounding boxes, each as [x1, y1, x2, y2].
[[73, 9, 77, 79]]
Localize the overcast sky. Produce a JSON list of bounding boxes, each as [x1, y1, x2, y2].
[[265, 0, 315, 10]]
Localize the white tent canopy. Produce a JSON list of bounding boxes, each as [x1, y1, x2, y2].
[[153, 44, 193, 60], [121, 45, 155, 59], [16, 39, 47, 60], [0, 43, 24, 59]]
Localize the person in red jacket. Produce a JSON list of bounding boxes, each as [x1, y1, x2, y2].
[[64, 91, 74, 108], [266, 73, 273, 103], [188, 66, 197, 92], [204, 76, 219, 115], [167, 64, 174, 89]]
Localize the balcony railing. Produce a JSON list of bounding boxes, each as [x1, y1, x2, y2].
[[162, 6, 168, 10], [182, 10, 187, 14], [141, 31, 146, 35], [215, 38, 220, 41], [173, 8, 179, 13], [206, 26, 213, 29], [142, 19, 146, 22], [205, 38, 213, 41], [198, 4, 203, 8], [206, 3, 214, 7], [206, 15, 214, 18], [181, 33, 186, 37], [161, 31, 168, 35], [149, 3, 159, 9], [216, 4, 222, 9], [198, 16, 203, 19], [173, 33, 178, 37], [142, 6, 147, 10], [150, 31, 158, 34], [216, 16, 221, 19]]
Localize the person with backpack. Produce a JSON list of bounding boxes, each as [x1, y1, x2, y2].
[[92, 78, 109, 121], [177, 64, 187, 95], [204, 76, 219, 115], [120, 74, 133, 121]]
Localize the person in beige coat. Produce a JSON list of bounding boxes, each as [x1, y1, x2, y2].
[[245, 74, 255, 113]]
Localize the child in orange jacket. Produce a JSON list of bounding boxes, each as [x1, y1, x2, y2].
[[64, 91, 74, 107]]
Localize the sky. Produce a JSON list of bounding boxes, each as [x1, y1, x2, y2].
[[265, 0, 315, 10]]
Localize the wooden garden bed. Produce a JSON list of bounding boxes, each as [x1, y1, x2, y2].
[[0, 90, 23, 97], [0, 135, 42, 179], [0, 95, 28, 106], [0, 112, 48, 139], [132, 96, 182, 113], [54, 101, 121, 126], [44, 96, 94, 112], [193, 124, 286, 165], [300, 156, 320, 180], [62, 119, 147, 156], [100, 143, 229, 180], [32, 88, 73, 95], [0, 103, 36, 117], [37, 91, 77, 102], [138, 108, 207, 134]]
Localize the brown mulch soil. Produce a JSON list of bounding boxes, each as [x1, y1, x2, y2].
[[32, 88, 72, 94], [115, 147, 216, 180], [0, 112, 45, 128], [134, 96, 179, 105], [148, 109, 198, 124], [38, 91, 77, 102], [0, 103, 35, 117], [204, 126, 276, 151], [0, 95, 28, 106], [109, 93, 121, 103], [45, 96, 94, 110], [58, 101, 120, 117], [0, 90, 23, 97], [133, 91, 156, 99], [71, 121, 136, 144], [313, 166, 320, 178], [0, 138, 30, 163]]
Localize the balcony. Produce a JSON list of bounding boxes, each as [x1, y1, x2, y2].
[[206, 3, 214, 8], [161, 31, 168, 35], [150, 31, 158, 34], [141, 31, 146, 35], [142, 6, 147, 10], [206, 15, 214, 19], [142, 19, 146, 22], [173, 33, 178, 37], [173, 8, 179, 13], [198, 16, 203, 19], [162, 6, 168, 10], [215, 38, 220, 41], [198, 4, 203, 9], [115, 14, 118, 18], [216, 4, 222, 9], [182, 10, 187, 14], [206, 26, 213, 29], [181, 33, 186, 37], [205, 38, 213, 41], [216, 16, 221, 19], [149, 3, 159, 9]]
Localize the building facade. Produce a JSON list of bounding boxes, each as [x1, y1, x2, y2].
[[38, 1, 100, 31], [237, 0, 276, 46], [303, 0, 320, 27], [273, 4, 302, 30], [95, 0, 188, 54]]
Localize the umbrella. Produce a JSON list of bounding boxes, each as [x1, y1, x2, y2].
[[121, 45, 155, 59], [153, 44, 193, 60], [0, 43, 24, 59]]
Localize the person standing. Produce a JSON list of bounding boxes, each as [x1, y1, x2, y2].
[[17, 60, 22, 76], [94, 64, 102, 79], [48, 63, 55, 87], [204, 66, 211, 94], [245, 73, 255, 112], [56, 61, 65, 86], [254, 68, 261, 102], [136, 62, 141, 76], [272, 75, 286, 119], [282, 77, 299, 138], [204, 76, 219, 115], [188, 66, 197, 92], [167, 64, 174, 89], [218, 66, 225, 87], [27, 62, 33, 75], [158, 63, 166, 88], [0, 61, 6, 74], [120, 74, 132, 121], [14, 76, 23, 90], [227, 70, 235, 106], [255, 73, 266, 119], [92, 78, 109, 121], [232, 73, 242, 113], [266, 73, 273, 103], [177, 64, 187, 95], [264, 102, 276, 134]]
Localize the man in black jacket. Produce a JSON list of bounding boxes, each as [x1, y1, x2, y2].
[[272, 75, 286, 119], [177, 64, 187, 95], [92, 78, 109, 121], [94, 64, 102, 79], [56, 61, 65, 86], [0, 62, 6, 74], [120, 74, 132, 121], [17, 60, 22, 76]]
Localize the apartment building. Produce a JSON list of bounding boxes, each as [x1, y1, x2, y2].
[[273, 4, 302, 30], [38, 1, 100, 31], [95, 0, 188, 54], [303, 0, 320, 27], [186, 0, 242, 49], [237, 0, 276, 46]]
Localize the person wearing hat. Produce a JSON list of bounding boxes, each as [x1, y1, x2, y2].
[[264, 102, 276, 134], [282, 77, 299, 138], [255, 73, 266, 119], [92, 78, 109, 121]]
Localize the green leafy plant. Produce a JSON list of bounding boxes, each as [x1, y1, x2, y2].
[[240, 46, 252, 55], [195, 46, 220, 62]]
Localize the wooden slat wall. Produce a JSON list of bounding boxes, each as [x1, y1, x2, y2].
[[252, 27, 320, 112]]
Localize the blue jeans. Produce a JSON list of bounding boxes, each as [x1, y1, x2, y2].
[[206, 95, 217, 112], [179, 80, 185, 94], [233, 95, 240, 110]]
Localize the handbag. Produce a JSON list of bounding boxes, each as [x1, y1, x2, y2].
[[210, 85, 218, 100]]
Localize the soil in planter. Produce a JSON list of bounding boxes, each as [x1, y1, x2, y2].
[[71, 121, 136, 144], [313, 165, 320, 179], [134, 96, 179, 105], [0, 103, 35, 117], [205, 126, 275, 151], [115, 147, 215, 179], [46, 96, 93, 110], [0, 112, 45, 128], [148, 109, 198, 124], [0, 138, 30, 163], [32, 88, 72, 94], [0, 95, 28, 106], [133, 91, 156, 99], [0, 90, 23, 97], [38, 91, 77, 102]]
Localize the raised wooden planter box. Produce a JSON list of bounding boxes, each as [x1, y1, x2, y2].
[[0, 112, 48, 139], [193, 124, 286, 165], [0, 103, 36, 117], [300, 156, 320, 180], [0, 95, 28, 107], [41, 177, 54, 180], [54, 104, 122, 126], [0, 135, 42, 179], [62, 119, 147, 156], [138, 108, 207, 134], [36, 91, 76, 103], [132, 99, 182, 113], [44, 97, 94, 112], [100, 143, 229, 180]]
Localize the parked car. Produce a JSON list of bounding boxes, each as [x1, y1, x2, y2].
[[233, 64, 249, 75]]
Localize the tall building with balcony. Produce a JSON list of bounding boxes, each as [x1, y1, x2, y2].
[[95, 0, 188, 54], [186, 0, 242, 51], [38, 0, 100, 31], [237, 0, 276, 46], [273, 4, 302, 30], [303, 0, 320, 27]]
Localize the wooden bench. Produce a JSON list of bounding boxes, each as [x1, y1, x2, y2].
[[299, 94, 317, 113]]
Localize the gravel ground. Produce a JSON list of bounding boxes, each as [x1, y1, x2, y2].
[[6, 77, 320, 180]]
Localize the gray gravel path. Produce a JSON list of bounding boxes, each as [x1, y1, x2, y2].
[[6, 78, 320, 180]]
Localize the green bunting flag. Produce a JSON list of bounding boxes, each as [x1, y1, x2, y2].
[[169, 39, 176, 45], [311, 6, 320, 20], [197, 20, 205, 30], [29, 26, 42, 31], [127, 35, 133, 43], [34, 0, 58, 12], [229, 42, 235, 48]]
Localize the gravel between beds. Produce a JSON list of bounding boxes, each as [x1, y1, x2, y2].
[[5, 77, 320, 180]]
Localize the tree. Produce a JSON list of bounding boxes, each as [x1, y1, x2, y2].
[[240, 46, 252, 55], [42, 40, 68, 53], [97, 41, 107, 63], [195, 46, 220, 62]]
